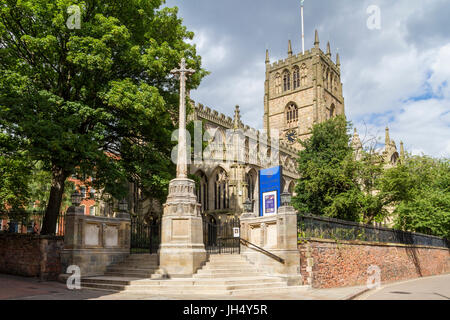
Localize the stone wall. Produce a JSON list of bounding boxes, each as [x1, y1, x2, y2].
[[0, 233, 64, 280], [299, 239, 450, 288], [60, 209, 131, 278]]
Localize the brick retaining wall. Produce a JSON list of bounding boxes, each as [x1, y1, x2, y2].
[[0, 233, 64, 280], [299, 238, 450, 288]]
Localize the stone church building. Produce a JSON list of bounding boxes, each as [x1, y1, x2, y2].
[[185, 31, 346, 223], [100, 30, 403, 224]]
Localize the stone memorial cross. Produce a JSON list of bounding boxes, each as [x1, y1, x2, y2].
[[171, 58, 196, 178]]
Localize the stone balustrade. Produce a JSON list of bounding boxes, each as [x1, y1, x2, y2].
[[60, 206, 131, 278], [240, 206, 302, 285]]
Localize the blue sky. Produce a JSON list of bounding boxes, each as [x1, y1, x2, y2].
[[165, 0, 450, 158]]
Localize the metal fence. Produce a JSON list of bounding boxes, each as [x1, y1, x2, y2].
[[297, 214, 449, 248], [130, 216, 161, 254], [0, 211, 65, 236], [203, 217, 240, 255]]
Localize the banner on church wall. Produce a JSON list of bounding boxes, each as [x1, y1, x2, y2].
[[259, 166, 282, 217]]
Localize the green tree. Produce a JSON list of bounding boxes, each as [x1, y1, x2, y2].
[[0, 133, 32, 213], [292, 115, 391, 223], [381, 155, 450, 238], [292, 115, 359, 220], [0, 0, 207, 234]]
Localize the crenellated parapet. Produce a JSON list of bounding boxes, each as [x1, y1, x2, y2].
[[188, 99, 300, 180]]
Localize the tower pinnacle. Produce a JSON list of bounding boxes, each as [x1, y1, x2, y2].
[[314, 29, 319, 48], [233, 105, 241, 129], [326, 42, 331, 58], [288, 40, 293, 57], [265, 49, 270, 64], [385, 127, 390, 146]]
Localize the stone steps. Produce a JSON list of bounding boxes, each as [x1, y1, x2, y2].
[[104, 271, 155, 278], [80, 278, 304, 295], [81, 276, 283, 286], [79, 253, 306, 295], [80, 282, 308, 295], [107, 265, 158, 271]]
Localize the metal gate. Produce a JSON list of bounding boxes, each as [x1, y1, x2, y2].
[[130, 216, 161, 254], [203, 216, 240, 254]]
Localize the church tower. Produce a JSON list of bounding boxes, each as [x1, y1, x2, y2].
[[263, 30, 345, 150]]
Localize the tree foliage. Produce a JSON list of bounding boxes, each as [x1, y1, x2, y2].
[[381, 156, 450, 238], [292, 115, 391, 223], [0, 0, 207, 234]]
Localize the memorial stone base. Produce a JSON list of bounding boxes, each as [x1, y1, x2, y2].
[[158, 178, 207, 278]]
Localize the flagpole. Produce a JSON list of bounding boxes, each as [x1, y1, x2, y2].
[[301, 0, 305, 55]]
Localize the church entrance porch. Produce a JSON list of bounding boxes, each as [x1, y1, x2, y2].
[[203, 216, 240, 255]]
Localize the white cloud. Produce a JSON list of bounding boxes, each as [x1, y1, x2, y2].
[[169, 0, 450, 158]]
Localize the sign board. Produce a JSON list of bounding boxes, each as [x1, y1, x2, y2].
[[233, 227, 240, 238], [259, 166, 282, 216]]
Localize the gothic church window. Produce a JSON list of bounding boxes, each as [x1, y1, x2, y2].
[[286, 103, 298, 126], [329, 104, 336, 118], [275, 73, 281, 94], [283, 70, 291, 91], [214, 168, 229, 210], [300, 64, 308, 86], [293, 66, 300, 89], [195, 171, 208, 212]]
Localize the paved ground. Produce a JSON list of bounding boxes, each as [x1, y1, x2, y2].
[[1, 273, 448, 300], [0, 273, 365, 300], [356, 274, 450, 300]]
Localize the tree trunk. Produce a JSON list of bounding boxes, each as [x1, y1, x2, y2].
[[41, 166, 67, 235]]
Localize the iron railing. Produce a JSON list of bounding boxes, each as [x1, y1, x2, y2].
[[130, 216, 161, 254], [240, 238, 285, 264], [203, 217, 240, 254], [297, 214, 449, 248], [0, 211, 65, 236]]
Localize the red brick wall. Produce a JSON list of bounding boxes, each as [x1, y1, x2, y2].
[[0, 233, 64, 280], [299, 239, 450, 288]]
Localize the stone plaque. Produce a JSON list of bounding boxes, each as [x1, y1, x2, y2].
[[172, 219, 188, 237], [266, 223, 277, 248], [85, 223, 100, 246], [250, 226, 260, 245], [105, 225, 119, 247]]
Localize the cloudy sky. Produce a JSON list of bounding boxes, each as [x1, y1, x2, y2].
[[164, 0, 450, 158]]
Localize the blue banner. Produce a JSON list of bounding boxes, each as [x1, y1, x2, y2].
[[259, 166, 282, 216]]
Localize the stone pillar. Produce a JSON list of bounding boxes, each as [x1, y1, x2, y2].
[[240, 205, 302, 285], [158, 178, 206, 277], [157, 59, 206, 278]]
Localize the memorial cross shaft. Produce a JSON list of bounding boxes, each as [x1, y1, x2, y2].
[[171, 58, 195, 178]]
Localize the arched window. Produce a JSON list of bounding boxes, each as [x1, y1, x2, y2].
[[300, 64, 308, 86], [329, 104, 336, 118], [293, 66, 300, 89], [246, 170, 257, 212], [275, 73, 281, 94], [330, 73, 333, 91], [283, 70, 291, 91], [195, 171, 208, 212], [80, 186, 86, 199], [214, 168, 229, 210], [286, 103, 298, 126]]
